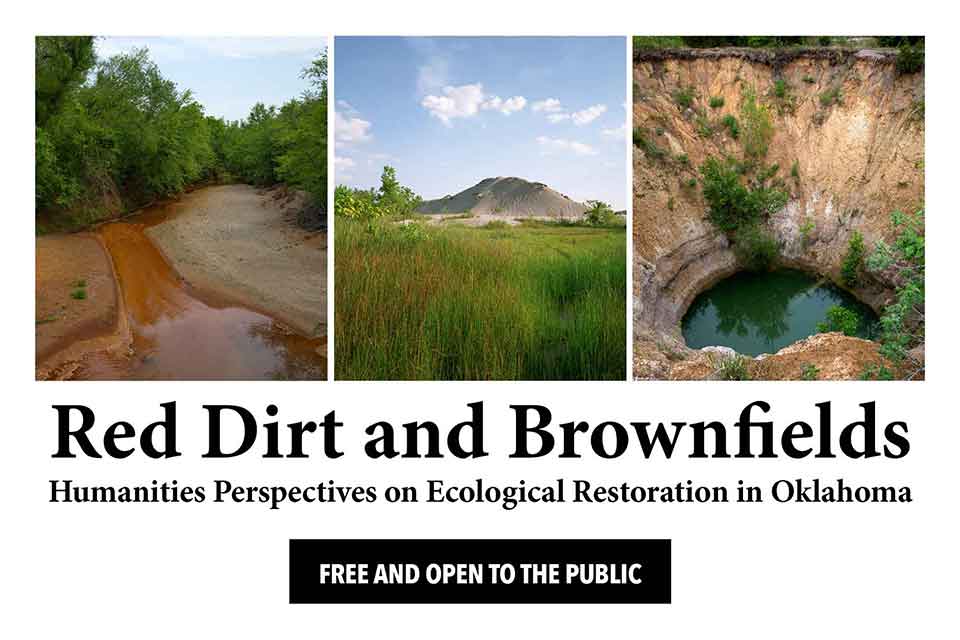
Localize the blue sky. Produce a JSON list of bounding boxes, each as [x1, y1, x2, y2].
[[96, 37, 327, 121], [335, 37, 627, 209]]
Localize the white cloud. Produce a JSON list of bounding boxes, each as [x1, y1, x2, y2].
[[481, 95, 527, 115], [335, 110, 373, 144], [601, 123, 628, 139], [421, 84, 527, 124], [536, 136, 598, 156], [532, 98, 563, 113], [571, 104, 608, 126], [547, 113, 571, 124]]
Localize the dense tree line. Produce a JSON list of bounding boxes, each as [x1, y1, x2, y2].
[[36, 36, 327, 230]]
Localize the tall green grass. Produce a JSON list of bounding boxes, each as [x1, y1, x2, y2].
[[335, 219, 626, 380]]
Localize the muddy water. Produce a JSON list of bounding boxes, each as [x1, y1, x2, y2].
[[82, 202, 326, 380]]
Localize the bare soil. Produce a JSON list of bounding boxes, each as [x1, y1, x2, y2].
[[35, 233, 128, 377]]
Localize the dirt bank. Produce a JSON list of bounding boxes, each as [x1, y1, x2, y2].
[[35, 233, 129, 378], [147, 184, 326, 338], [632, 48, 924, 379]]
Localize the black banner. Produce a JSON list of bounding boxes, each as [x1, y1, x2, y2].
[[289, 538, 671, 604]]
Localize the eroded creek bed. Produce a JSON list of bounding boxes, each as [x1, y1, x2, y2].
[[39, 188, 327, 380], [682, 269, 878, 356]]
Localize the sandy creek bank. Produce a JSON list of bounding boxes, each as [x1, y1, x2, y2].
[[36, 184, 326, 380]]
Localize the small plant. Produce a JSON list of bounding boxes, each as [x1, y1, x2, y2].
[[721, 114, 740, 139], [655, 126, 665, 136], [667, 196, 675, 211], [841, 231, 865, 287], [715, 354, 750, 381], [675, 153, 689, 166], [709, 96, 725, 109], [634, 130, 667, 161], [685, 178, 698, 189], [695, 113, 714, 137], [800, 363, 820, 380], [820, 87, 843, 107], [773, 79, 789, 99], [799, 218, 815, 245], [802, 75, 816, 84], [860, 364, 895, 381], [674, 87, 696, 109], [70, 288, 87, 300], [790, 160, 800, 180], [817, 305, 860, 336]]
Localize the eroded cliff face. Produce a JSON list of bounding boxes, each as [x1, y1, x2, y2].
[[632, 48, 924, 380]]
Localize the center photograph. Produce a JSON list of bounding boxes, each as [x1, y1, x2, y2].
[[334, 36, 628, 381]]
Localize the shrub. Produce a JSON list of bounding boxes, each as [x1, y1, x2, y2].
[[740, 87, 774, 159], [868, 210, 924, 367], [895, 43, 924, 75], [709, 96, 725, 109], [817, 305, 860, 336], [675, 153, 689, 166], [584, 200, 616, 226], [841, 231, 865, 286], [721, 114, 740, 139], [732, 224, 779, 271], [700, 157, 787, 233]]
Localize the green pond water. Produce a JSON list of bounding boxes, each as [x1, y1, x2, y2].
[[681, 269, 878, 356]]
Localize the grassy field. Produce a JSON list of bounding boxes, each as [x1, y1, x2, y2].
[[335, 219, 626, 380]]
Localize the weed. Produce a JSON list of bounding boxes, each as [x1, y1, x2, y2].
[[70, 288, 87, 300], [673, 86, 696, 109], [740, 87, 774, 158], [715, 354, 750, 380], [860, 364, 895, 381], [667, 196, 675, 211], [799, 218, 815, 244], [790, 160, 800, 180], [802, 75, 816, 84], [634, 129, 667, 161], [800, 363, 820, 380], [819, 87, 843, 107], [721, 114, 740, 139], [709, 96, 724, 109], [675, 153, 689, 166]]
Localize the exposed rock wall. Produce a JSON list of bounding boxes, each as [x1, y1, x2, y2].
[[632, 48, 924, 379]]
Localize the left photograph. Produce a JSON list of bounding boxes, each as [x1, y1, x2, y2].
[[35, 37, 328, 380]]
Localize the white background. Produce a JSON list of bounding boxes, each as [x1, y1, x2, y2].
[[3, 2, 957, 638]]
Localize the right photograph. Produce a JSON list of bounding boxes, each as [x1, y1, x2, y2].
[[631, 36, 925, 381]]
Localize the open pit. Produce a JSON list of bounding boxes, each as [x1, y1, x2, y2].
[[631, 47, 924, 380]]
